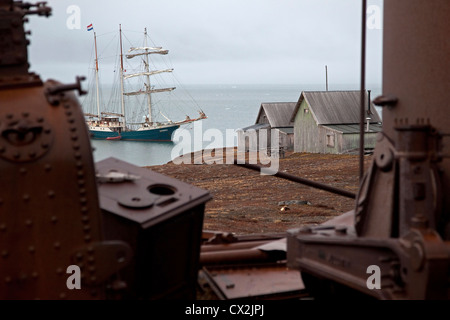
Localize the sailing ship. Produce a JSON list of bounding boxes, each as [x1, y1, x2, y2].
[[83, 25, 206, 141]]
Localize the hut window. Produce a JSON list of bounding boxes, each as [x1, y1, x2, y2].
[[327, 133, 335, 148]]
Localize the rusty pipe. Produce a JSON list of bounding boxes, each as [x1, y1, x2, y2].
[[201, 240, 272, 252], [233, 161, 356, 199], [200, 248, 273, 266]]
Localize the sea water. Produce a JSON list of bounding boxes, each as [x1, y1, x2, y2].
[[90, 83, 381, 167]]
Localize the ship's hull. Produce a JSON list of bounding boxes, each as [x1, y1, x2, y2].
[[89, 124, 180, 141]]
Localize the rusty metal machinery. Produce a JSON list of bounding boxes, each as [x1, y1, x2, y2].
[[0, 0, 134, 299], [97, 157, 211, 300], [0, 0, 211, 300], [287, 0, 450, 300]]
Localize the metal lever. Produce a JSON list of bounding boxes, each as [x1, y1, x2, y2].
[[17, 1, 52, 17], [45, 76, 87, 106], [46, 76, 87, 96], [373, 95, 398, 107]]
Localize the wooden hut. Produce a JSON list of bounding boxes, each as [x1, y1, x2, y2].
[[290, 91, 382, 154]]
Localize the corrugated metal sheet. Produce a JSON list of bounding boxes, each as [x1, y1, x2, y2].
[[256, 102, 297, 127], [291, 91, 382, 125], [324, 123, 383, 134], [238, 123, 270, 132], [276, 127, 294, 134]]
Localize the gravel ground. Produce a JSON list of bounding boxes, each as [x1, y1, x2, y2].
[[147, 148, 372, 235]]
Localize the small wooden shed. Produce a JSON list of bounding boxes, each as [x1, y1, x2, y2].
[[290, 91, 382, 154], [237, 102, 296, 154]]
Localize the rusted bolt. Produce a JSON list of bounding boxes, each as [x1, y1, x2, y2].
[[373, 95, 398, 107]]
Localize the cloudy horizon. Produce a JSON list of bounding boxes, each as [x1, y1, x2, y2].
[[26, 0, 384, 88]]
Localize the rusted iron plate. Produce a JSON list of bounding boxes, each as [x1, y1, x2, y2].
[[201, 263, 306, 300], [96, 157, 212, 229]]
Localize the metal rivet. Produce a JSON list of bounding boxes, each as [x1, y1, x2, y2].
[[80, 197, 87, 204], [50, 216, 58, 224], [87, 246, 94, 253], [23, 194, 30, 202], [28, 246, 35, 253], [59, 293, 66, 299], [78, 179, 85, 186], [56, 268, 63, 275], [48, 190, 55, 198], [4, 276, 11, 284], [25, 219, 32, 227], [29, 151, 36, 158], [70, 127, 77, 132], [84, 235, 92, 242], [54, 242, 61, 250], [19, 167, 27, 174], [71, 134, 78, 141], [0, 146, 5, 153], [0, 224, 6, 231], [76, 252, 83, 261], [73, 143, 80, 150], [13, 152, 21, 159], [37, 117, 44, 123], [81, 206, 88, 213], [44, 164, 52, 172], [31, 272, 38, 279], [41, 143, 49, 149], [74, 152, 82, 159], [79, 188, 86, 195], [22, 112, 29, 118], [1, 250, 9, 258], [44, 128, 51, 134]]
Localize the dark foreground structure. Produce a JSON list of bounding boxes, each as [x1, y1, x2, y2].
[[287, 0, 450, 299], [0, 0, 449, 300]]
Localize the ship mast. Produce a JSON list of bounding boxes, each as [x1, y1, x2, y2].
[[124, 29, 176, 125], [94, 31, 100, 118], [144, 28, 152, 123], [119, 24, 126, 129]]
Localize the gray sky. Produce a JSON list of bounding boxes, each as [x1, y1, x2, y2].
[[27, 0, 384, 86]]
